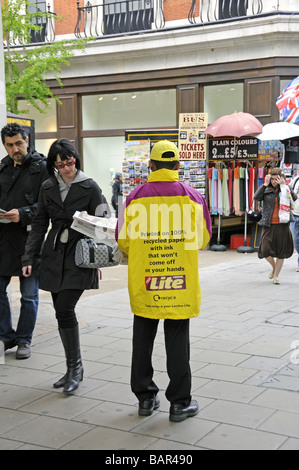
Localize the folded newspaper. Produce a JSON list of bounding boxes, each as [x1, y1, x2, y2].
[[71, 211, 128, 265], [0, 208, 11, 224], [71, 211, 117, 247]]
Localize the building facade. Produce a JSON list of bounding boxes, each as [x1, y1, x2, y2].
[[4, 0, 299, 205]]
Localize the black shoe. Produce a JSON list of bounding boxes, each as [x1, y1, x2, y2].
[[138, 396, 160, 416], [4, 340, 17, 351], [169, 400, 199, 422]]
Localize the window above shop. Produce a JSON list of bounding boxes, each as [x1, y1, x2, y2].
[[82, 89, 176, 131]]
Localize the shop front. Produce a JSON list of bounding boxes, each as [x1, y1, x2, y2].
[[19, 57, 299, 247]]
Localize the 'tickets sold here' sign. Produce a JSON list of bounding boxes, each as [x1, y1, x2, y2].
[[178, 113, 208, 161]]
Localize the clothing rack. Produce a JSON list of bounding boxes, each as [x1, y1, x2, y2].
[[209, 161, 227, 251], [207, 160, 272, 252]]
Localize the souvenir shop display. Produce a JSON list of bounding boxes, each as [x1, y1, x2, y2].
[[122, 140, 207, 200], [121, 129, 297, 252], [122, 140, 151, 198], [207, 163, 257, 252], [178, 160, 206, 197]]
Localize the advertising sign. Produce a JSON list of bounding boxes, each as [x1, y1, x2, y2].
[[208, 137, 259, 161], [258, 140, 284, 162], [178, 113, 208, 161]]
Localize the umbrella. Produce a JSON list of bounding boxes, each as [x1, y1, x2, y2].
[[205, 112, 263, 253], [204, 111, 263, 139], [257, 122, 299, 141], [276, 77, 299, 124]]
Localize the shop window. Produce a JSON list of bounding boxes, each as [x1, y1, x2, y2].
[[19, 99, 57, 133], [35, 139, 56, 156], [83, 136, 124, 202], [103, 0, 154, 35], [204, 83, 244, 123], [82, 89, 176, 131], [219, 0, 247, 19], [280, 79, 292, 93]]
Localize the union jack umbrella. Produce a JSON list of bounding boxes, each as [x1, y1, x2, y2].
[[276, 76, 299, 124]]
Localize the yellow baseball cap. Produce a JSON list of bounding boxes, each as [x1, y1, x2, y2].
[[150, 140, 180, 162]]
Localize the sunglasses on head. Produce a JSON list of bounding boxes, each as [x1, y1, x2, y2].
[[54, 157, 76, 169]]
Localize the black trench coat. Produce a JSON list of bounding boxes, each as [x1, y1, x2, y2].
[[22, 174, 107, 293]]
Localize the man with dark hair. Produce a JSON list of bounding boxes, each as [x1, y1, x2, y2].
[[0, 123, 48, 359], [116, 140, 212, 422]]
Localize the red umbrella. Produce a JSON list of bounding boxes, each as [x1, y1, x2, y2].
[[204, 111, 263, 138]]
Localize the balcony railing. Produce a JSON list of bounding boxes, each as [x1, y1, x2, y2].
[[74, 0, 164, 38], [4, 0, 298, 46], [4, 2, 55, 46], [74, 0, 293, 39]]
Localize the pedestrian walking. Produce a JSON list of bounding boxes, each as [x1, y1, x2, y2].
[[0, 123, 48, 359], [116, 140, 212, 422], [254, 168, 297, 284], [111, 172, 123, 217], [22, 138, 108, 393]]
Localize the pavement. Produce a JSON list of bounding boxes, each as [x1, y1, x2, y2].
[[2, 248, 299, 450]]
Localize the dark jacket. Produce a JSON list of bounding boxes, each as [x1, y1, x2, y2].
[[111, 177, 122, 206], [0, 149, 48, 276], [254, 184, 297, 227], [22, 173, 106, 293]]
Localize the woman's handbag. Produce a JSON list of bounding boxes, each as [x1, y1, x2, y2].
[[75, 238, 121, 269], [247, 209, 262, 222]]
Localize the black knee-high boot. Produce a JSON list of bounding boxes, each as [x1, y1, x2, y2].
[[53, 325, 83, 393]]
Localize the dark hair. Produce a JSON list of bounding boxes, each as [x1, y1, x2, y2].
[[1, 123, 28, 144], [47, 138, 81, 176], [150, 160, 178, 171]]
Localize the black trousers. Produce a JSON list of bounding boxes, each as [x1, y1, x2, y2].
[[51, 289, 84, 329], [131, 315, 192, 406]]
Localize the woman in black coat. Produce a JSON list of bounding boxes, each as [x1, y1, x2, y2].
[[22, 139, 108, 394]]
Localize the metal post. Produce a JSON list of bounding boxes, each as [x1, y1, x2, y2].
[[210, 213, 227, 251]]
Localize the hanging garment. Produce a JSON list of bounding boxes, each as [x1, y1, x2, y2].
[[245, 167, 249, 212], [228, 168, 233, 214], [208, 167, 213, 212], [217, 168, 223, 215], [212, 167, 218, 215], [248, 167, 255, 210], [222, 168, 230, 216], [239, 167, 246, 213]]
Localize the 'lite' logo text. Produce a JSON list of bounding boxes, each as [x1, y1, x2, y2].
[[145, 275, 186, 291]]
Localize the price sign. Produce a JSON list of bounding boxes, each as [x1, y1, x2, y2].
[[208, 137, 258, 161]]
